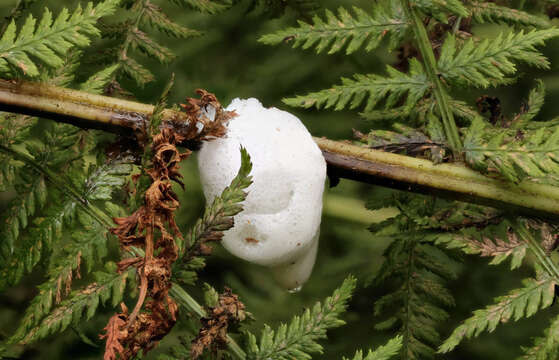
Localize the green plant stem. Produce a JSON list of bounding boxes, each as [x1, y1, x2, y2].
[[0, 79, 191, 134], [2, 79, 559, 218], [317, 138, 559, 219], [511, 218, 559, 283], [401, 0, 463, 156], [170, 282, 247, 360]]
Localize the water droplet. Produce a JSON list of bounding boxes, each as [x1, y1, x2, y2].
[[287, 285, 302, 294]]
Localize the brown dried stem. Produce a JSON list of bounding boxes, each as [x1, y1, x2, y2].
[[101, 91, 232, 360]]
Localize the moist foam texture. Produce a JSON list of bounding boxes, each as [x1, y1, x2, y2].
[[198, 98, 326, 289]]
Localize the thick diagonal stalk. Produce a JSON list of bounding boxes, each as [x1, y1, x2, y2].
[[318, 138, 559, 219], [2, 79, 559, 218], [170, 284, 246, 360], [511, 219, 559, 283], [401, 0, 463, 156]]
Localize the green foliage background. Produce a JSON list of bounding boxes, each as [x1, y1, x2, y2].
[[1, 0, 559, 359]]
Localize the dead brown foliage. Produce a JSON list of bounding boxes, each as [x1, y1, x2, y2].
[[191, 288, 246, 359], [101, 90, 233, 359]]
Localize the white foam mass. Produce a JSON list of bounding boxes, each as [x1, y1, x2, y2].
[[198, 98, 326, 289]]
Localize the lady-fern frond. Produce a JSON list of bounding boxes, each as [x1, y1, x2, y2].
[[439, 276, 557, 353], [0, 157, 132, 341], [434, 221, 529, 270], [0, 171, 47, 261], [467, 1, 550, 28], [100, 0, 207, 89], [184, 147, 252, 253], [512, 80, 546, 129], [521, 313, 559, 360], [0, 0, 119, 77], [245, 276, 356, 360], [143, 2, 201, 38], [438, 29, 559, 88], [79, 64, 120, 94], [10, 270, 130, 345], [259, 4, 409, 55], [283, 59, 429, 112], [173, 147, 252, 286], [463, 117, 559, 183], [169, 0, 230, 14], [373, 236, 460, 360], [414, 0, 469, 20], [344, 336, 403, 360]]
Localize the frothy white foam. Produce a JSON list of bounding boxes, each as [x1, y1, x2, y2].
[[198, 98, 326, 288]]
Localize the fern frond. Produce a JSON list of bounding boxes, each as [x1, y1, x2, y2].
[[521, 313, 559, 360], [9, 213, 109, 341], [439, 276, 556, 353], [448, 98, 479, 123], [245, 276, 356, 360], [101, 0, 205, 89], [433, 220, 528, 270], [464, 117, 559, 183], [0, 155, 16, 192], [260, 4, 409, 54], [0, 191, 77, 290], [512, 80, 545, 129], [130, 28, 175, 64], [41, 50, 82, 87], [415, 0, 469, 21], [169, 0, 230, 14], [0, 112, 35, 146], [143, 2, 201, 38], [183, 147, 252, 254], [438, 29, 559, 88], [83, 160, 133, 202], [467, 1, 550, 28], [0, 170, 47, 260], [359, 96, 479, 125], [373, 235, 460, 360], [121, 56, 155, 86], [79, 64, 119, 94], [0, 52, 96, 264], [0, 159, 131, 292], [10, 270, 130, 345], [175, 148, 251, 285], [0, 0, 120, 77], [0, 113, 43, 194], [284, 59, 428, 111], [0, 43, 127, 286], [344, 336, 403, 360]]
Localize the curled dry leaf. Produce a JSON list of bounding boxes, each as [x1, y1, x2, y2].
[[101, 90, 234, 359], [191, 288, 246, 359], [100, 304, 128, 360]]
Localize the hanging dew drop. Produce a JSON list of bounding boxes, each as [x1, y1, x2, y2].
[[288, 285, 303, 294]]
